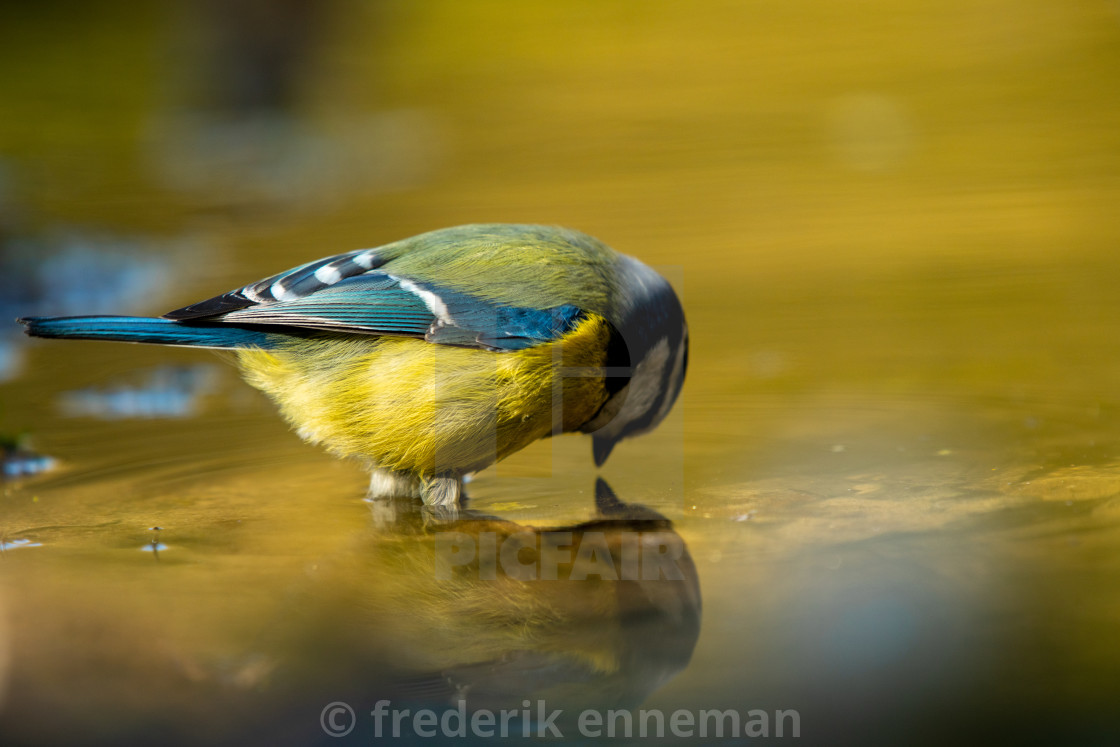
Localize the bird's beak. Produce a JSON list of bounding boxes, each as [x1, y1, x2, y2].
[[592, 435, 616, 467], [594, 478, 623, 513]]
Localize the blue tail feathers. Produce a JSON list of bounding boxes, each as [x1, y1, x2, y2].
[[17, 315, 279, 349]]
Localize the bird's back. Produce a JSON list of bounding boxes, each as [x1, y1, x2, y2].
[[374, 224, 622, 315]]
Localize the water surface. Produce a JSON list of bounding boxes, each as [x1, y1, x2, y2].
[[2, 1, 1119, 744]]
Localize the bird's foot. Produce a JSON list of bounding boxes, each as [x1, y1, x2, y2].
[[420, 474, 462, 508], [367, 468, 422, 500]]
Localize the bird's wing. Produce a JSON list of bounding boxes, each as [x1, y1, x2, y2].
[[164, 247, 389, 319], [164, 258, 584, 352]]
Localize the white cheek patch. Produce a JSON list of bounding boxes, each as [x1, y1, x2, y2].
[[608, 337, 670, 434], [656, 337, 687, 423]]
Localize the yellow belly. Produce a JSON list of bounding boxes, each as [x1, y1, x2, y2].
[[237, 315, 611, 476]]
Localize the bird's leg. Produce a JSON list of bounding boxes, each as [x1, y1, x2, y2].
[[367, 468, 422, 499], [365, 468, 424, 529], [420, 474, 462, 508]]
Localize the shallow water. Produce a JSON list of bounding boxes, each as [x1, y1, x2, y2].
[[2, 1, 1120, 744]]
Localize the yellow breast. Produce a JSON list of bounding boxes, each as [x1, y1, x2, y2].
[[236, 315, 611, 476]]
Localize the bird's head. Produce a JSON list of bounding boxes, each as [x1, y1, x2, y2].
[[580, 255, 688, 466]]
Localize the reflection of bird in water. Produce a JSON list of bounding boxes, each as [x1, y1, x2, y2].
[[386, 480, 700, 714], [260, 480, 700, 732], [0, 480, 699, 745], [22, 225, 688, 508]]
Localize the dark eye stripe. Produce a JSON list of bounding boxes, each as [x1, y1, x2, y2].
[[603, 320, 631, 396]]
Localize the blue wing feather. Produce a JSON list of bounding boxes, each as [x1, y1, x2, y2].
[[218, 273, 435, 335], [19, 316, 281, 349], [180, 270, 584, 350], [25, 227, 605, 352]]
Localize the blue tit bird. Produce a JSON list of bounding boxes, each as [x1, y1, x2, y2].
[[19, 224, 688, 506]]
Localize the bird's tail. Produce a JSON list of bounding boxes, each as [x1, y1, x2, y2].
[[17, 315, 278, 349]]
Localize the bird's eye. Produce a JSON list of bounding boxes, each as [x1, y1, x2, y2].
[[604, 321, 631, 396]]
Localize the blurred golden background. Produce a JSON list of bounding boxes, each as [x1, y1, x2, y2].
[[2, 1, 1120, 744]]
